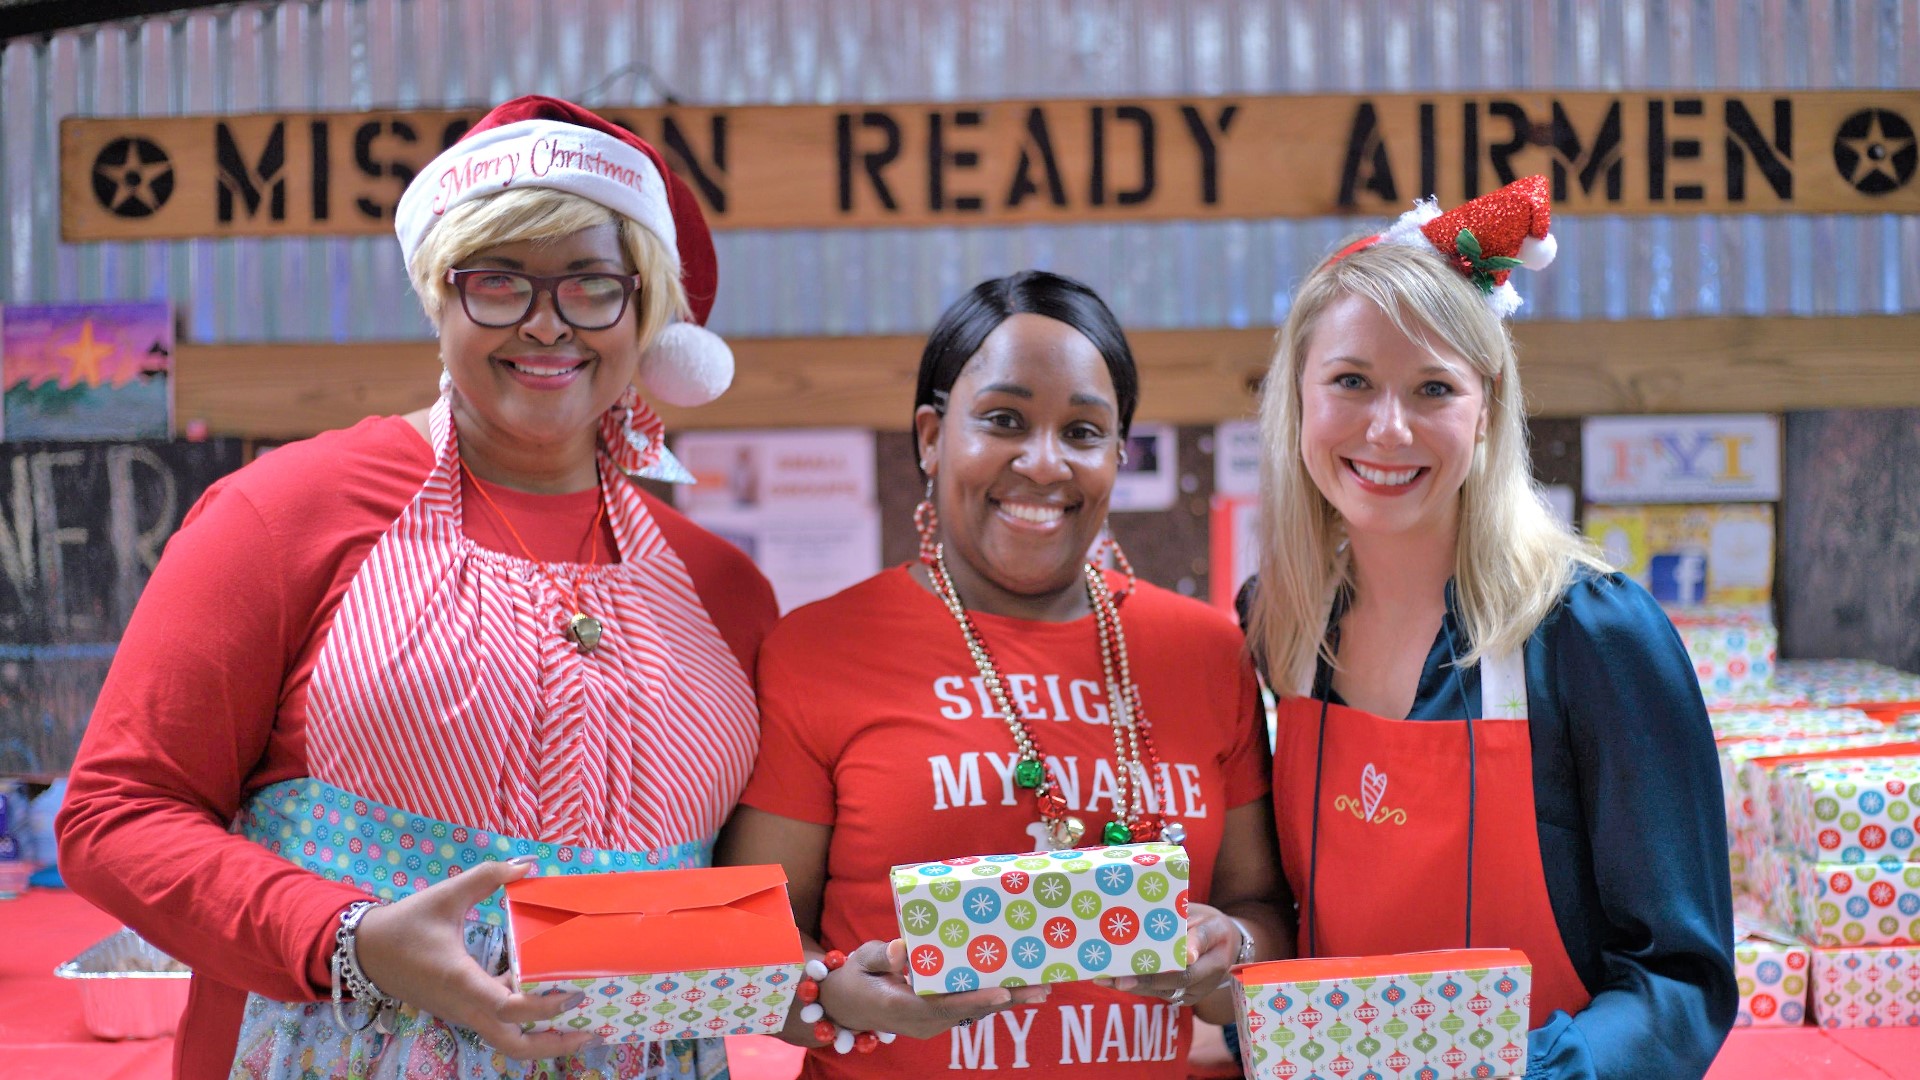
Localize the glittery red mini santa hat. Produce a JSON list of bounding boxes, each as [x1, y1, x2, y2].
[[396, 94, 731, 407], [1328, 174, 1558, 317]]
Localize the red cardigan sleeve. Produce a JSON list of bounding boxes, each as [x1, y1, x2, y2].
[[57, 479, 364, 1000]]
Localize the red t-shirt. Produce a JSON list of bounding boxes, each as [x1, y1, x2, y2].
[[739, 566, 1267, 1078], [56, 415, 777, 1080]]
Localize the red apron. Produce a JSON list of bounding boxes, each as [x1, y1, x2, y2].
[[1272, 646, 1591, 1028]]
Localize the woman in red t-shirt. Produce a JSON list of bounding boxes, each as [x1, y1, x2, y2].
[[719, 270, 1289, 1079]]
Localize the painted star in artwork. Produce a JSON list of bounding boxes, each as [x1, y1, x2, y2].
[[903, 907, 934, 932], [1073, 893, 1102, 918], [1047, 922, 1075, 944], [968, 892, 998, 918], [57, 319, 117, 388], [1104, 911, 1135, 938], [1139, 876, 1168, 901], [1015, 940, 1043, 965], [1147, 911, 1176, 937], [1099, 866, 1130, 890], [1037, 877, 1067, 903], [941, 922, 970, 946], [1082, 943, 1109, 966], [1841, 112, 1917, 188], [1502, 695, 1526, 716], [949, 971, 978, 991]]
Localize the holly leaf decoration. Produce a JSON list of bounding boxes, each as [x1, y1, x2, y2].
[[1454, 228, 1525, 294], [1455, 228, 1483, 261]]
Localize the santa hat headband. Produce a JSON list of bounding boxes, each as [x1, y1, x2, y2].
[[1327, 174, 1558, 318], [395, 95, 732, 407]]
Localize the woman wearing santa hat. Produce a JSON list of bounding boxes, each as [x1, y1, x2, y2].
[[1239, 176, 1736, 1078], [58, 96, 772, 1079]]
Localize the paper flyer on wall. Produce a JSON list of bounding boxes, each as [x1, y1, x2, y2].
[[1112, 423, 1178, 512], [671, 429, 880, 613]]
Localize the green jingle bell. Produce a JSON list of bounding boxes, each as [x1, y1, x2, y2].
[[1014, 759, 1045, 789], [1102, 820, 1132, 846]]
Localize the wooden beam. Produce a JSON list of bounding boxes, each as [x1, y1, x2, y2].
[[173, 314, 1920, 438]]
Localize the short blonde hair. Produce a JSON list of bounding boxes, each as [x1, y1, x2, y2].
[[1247, 240, 1607, 695], [407, 186, 687, 350]]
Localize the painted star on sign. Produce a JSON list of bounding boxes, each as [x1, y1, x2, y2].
[[57, 319, 117, 388], [1840, 111, 1917, 187]]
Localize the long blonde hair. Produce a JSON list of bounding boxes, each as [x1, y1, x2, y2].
[[406, 186, 687, 351], [1247, 240, 1606, 695]]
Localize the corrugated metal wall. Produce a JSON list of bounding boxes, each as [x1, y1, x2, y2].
[[4, 0, 1917, 344]]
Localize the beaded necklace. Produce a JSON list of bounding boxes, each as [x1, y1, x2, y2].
[[926, 544, 1180, 849], [461, 461, 608, 654]]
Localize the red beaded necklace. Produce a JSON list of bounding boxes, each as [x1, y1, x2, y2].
[[925, 543, 1177, 849]]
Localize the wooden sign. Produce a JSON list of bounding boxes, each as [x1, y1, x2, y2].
[[63, 90, 1920, 241]]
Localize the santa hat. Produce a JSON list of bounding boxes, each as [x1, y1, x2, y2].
[[395, 95, 732, 407], [1329, 174, 1558, 317]]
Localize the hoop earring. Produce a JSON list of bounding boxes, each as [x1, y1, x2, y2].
[[915, 475, 940, 565], [1093, 528, 1138, 598]]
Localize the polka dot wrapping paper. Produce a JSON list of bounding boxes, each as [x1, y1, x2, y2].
[[889, 843, 1190, 995]]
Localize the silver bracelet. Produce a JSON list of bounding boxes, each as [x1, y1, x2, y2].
[[330, 900, 393, 1032], [1228, 916, 1257, 966]]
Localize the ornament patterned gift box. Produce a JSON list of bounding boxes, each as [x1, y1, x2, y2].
[[1779, 854, 1920, 947], [890, 842, 1189, 994], [1777, 660, 1920, 712], [1710, 707, 1881, 747], [1671, 613, 1777, 708], [506, 865, 805, 1043], [1810, 944, 1920, 1028], [1231, 949, 1531, 1080], [1774, 756, 1920, 863]]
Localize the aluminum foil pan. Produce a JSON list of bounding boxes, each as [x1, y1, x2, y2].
[[53, 928, 191, 1040]]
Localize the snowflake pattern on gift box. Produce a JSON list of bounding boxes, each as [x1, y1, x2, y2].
[[890, 842, 1189, 994]]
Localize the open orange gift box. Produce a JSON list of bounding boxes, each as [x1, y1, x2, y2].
[[505, 864, 805, 1044]]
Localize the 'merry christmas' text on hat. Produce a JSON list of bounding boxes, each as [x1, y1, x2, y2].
[[1328, 174, 1558, 318], [396, 95, 732, 407]]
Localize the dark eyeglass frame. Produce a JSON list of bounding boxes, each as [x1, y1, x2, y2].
[[445, 268, 643, 331]]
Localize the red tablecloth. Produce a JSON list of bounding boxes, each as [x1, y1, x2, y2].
[[6, 889, 1917, 1079]]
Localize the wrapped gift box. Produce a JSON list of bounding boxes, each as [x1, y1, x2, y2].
[[1671, 612, 1777, 708], [1776, 660, 1920, 717], [1710, 707, 1881, 746], [1777, 854, 1920, 947], [1730, 907, 1810, 1027], [1231, 949, 1531, 1080], [1774, 756, 1920, 863], [1721, 735, 1920, 894], [506, 864, 805, 1043], [1810, 944, 1920, 1028], [890, 842, 1189, 994]]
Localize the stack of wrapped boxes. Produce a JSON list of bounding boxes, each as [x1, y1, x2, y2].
[[1707, 695, 1920, 1029]]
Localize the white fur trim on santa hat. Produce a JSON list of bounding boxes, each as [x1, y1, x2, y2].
[[639, 321, 735, 407], [1378, 198, 1443, 249], [1518, 233, 1558, 270], [395, 118, 677, 269]]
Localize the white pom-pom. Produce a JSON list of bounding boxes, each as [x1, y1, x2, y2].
[[1518, 232, 1557, 270], [1380, 197, 1443, 248], [800, 1003, 824, 1023], [804, 960, 830, 981], [638, 321, 734, 407], [1487, 282, 1524, 318], [833, 1027, 856, 1054], [877, 1031, 897, 1044]]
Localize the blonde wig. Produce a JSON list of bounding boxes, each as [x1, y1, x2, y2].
[[406, 186, 687, 351], [1247, 240, 1607, 695]]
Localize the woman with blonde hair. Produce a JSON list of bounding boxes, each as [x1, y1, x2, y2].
[[60, 96, 774, 1079], [1242, 177, 1735, 1078]]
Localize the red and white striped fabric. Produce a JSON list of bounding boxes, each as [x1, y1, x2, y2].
[[304, 388, 757, 851]]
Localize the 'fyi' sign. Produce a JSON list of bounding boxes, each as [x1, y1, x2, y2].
[[1581, 415, 1781, 504]]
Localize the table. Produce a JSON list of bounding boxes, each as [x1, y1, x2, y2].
[[6, 889, 1917, 1079]]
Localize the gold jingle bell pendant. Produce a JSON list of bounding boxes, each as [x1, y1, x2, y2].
[[1046, 815, 1087, 850], [565, 612, 603, 654]]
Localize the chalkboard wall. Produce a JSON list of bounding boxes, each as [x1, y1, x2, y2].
[[0, 439, 247, 777]]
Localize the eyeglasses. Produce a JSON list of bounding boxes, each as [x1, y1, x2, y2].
[[445, 268, 642, 331]]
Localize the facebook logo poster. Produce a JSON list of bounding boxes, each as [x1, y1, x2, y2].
[[1649, 553, 1709, 606]]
